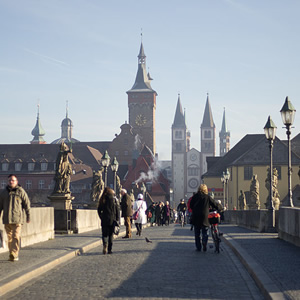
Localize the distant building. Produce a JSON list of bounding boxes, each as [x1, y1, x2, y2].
[[51, 108, 80, 144], [202, 134, 300, 209]]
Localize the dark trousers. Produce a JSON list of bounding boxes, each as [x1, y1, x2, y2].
[[135, 223, 142, 235], [194, 226, 208, 251], [102, 225, 114, 251]]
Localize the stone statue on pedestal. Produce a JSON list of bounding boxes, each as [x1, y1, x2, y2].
[[249, 174, 260, 210], [90, 168, 105, 203], [115, 175, 122, 200], [265, 168, 280, 210], [238, 190, 247, 210], [48, 142, 74, 210], [53, 142, 72, 195]]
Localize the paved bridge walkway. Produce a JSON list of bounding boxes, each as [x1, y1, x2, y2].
[[0, 223, 299, 299]]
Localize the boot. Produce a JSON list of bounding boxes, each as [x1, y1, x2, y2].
[[103, 244, 108, 255]]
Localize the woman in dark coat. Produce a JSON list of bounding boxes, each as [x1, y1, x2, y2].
[[97, 187, 120, 255], [190, 184, 222, 252]]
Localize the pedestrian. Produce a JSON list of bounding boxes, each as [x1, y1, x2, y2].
[[155, 202, 161, 226], [163, 201, 171, 226], [133, 193, 147, 236], [120, 188, 132, 238], [146, 202, 156, 226], [0, 174, 31, 262], [187, 193, 195, 231], [177, 199, 187, 224], [190, 184, 223, 252], [97, 187, 120, 255]]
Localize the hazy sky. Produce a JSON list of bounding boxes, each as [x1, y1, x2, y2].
[[1, 0, 299, 160]]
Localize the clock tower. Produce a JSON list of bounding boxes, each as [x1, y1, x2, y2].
[[127, 41, 157, 154]]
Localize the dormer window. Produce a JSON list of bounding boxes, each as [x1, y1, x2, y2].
[[15, 162, 22, 171], [2, 162, 9, 171], [28, 162, 35, 171], [41, 162, 48, 171]]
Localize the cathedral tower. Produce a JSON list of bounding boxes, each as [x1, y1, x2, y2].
[[219, 107, 230, 156], [127, 40, 157, 154], [172, 94, 188, 206], [200, 93, 216, 174]]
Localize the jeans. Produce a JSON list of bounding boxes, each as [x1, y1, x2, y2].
[[194, 225, 208, 251], [102, 225, 114, 252]]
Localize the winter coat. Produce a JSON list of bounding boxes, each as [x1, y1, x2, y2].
[[190, 191, 222, 228], [98, 192, 120, 227], [133, 200, 147, 224], [0, 185, 31, 224], [146, 204, 156, 223], [120, 193, 133, 217]]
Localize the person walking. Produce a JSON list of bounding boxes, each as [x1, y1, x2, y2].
[[120, 188, 132, 238], [97, 187, 120, 255], [0, 174, 31, 262], [190, 184, 222, 252], [133, 193, 147, 236], [163, 201, 171, 226]]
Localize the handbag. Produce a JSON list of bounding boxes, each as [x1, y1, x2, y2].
[[113, 220, 120, 235], [132, 211, 139, 220], [132, 202, 143, 220]]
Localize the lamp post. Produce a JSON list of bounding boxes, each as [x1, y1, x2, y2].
[[280, 97, 296, 207], [264, 116, 277, 229], [110, 157, 119, 192], [221, 168, 230, 209], [101, 150, 111, 187]]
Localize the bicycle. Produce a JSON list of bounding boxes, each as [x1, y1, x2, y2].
[[208, 211, 221, 253], [178, 211, 185, 227]]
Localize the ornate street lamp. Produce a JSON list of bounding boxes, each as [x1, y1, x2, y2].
[[280, 97, 296, 207], [221, 168, 230, 209], [111, 157, 119, 192], [264, 116, 277, 216], [101, 150, 111, 186]]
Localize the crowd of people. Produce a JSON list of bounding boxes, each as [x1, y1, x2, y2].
[[0, 172, 223, 259]]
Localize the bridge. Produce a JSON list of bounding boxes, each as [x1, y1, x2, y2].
[[0, 218, 299, 299]]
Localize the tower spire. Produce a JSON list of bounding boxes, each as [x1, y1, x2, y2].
[[31, 102, 46, 144], [219, 107, 230, 156], [172, 93, 185, 127]]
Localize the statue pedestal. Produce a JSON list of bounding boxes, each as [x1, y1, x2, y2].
[[48, 194, 74, 210], [248, 204, 260, 210]]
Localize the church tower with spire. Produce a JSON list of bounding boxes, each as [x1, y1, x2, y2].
[[127, 37, 157, 154], [219, 108, 230, 156], [31, 104, 46, 144], [200, 93, 216, 174], [172, 94, 189, 206]]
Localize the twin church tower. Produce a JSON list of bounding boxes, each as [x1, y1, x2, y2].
[[172, 93, 230, 204]]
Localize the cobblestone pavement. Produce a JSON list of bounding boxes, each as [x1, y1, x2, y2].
[[3, 224, 263, 300], [221, 224, 300, 300]]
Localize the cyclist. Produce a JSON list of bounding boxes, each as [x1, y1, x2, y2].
[[177, 199, 187, 225], [190, 184, 223, 252]]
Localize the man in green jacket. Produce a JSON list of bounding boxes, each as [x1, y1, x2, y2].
[[0, 174, 31, 261]]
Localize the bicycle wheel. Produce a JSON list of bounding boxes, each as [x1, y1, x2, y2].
[[211, 226, 220, 253]]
